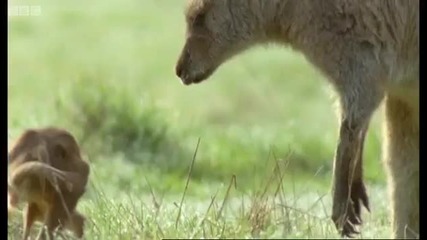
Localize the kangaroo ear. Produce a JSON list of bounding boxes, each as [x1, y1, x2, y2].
[[186, 0, 213, 24]]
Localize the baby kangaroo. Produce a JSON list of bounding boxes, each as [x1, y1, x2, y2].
[[8, 127, 90, 240]]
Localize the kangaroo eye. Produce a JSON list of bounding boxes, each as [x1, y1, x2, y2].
[[193, 13, 206, 27]]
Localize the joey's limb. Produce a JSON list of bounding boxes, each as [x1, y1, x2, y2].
[[22, 203, 41, 240]]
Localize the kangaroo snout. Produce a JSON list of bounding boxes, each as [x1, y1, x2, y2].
[[175, 48, 192, 85]]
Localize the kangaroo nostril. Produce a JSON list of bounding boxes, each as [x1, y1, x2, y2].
[[175, 64, 183, 78], [176, 47, 191, 78]]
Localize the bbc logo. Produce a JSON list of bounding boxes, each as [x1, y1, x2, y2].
[[8, 5, 42, 17]]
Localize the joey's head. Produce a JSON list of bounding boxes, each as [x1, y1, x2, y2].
[[175, 0, 259, 85]]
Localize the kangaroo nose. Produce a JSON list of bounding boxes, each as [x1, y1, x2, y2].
[[175, 63, 183, 78], [176, 47, 191, 79]]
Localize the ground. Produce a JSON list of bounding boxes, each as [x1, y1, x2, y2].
[[8, 0, 389, 239]]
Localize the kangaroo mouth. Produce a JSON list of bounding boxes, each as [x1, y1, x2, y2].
[[178, 67, 217, 85]]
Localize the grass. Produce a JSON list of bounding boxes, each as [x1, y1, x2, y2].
[[8, 0, 390, 238]]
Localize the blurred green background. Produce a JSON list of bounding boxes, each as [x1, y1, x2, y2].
[[8, 0, 388, 238]]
